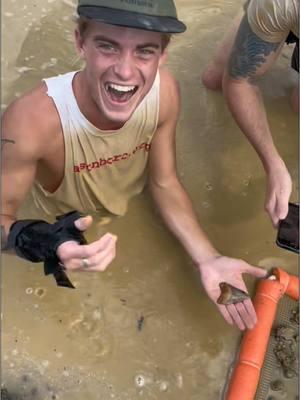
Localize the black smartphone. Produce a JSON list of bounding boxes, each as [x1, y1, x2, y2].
[[276, 202, 299, 254]]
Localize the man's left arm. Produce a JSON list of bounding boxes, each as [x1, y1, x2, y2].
[[149, 69, 267, 330]]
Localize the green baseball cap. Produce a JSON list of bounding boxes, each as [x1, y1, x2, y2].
[[77, 0, 186, 33]]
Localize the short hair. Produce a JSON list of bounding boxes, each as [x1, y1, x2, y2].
[[76, 16, 172, 50]]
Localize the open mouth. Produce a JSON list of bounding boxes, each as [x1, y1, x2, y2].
[[105, 82, 138, 104]]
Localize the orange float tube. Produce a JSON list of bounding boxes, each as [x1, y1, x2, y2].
[[273, 267, 299, 300], [226, 268, 299, 400]]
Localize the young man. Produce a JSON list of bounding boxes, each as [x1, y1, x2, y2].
[[202, 0, 299, 228], [1, 0, 266, 330]]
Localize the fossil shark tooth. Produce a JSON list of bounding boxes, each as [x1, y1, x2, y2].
[[217, 282, 250, 305]]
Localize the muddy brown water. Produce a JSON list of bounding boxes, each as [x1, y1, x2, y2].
[[1, 1, 298, 399]]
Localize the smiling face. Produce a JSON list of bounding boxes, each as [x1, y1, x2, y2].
[[75, 20, 167, 129]]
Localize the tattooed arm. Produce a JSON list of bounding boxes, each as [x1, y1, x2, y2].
[[222, 15, 291, 227], [1, 101, 40, 251], [1, 139, 18, 251]]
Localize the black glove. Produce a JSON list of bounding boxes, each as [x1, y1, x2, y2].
[[7, 211, 87, 289]]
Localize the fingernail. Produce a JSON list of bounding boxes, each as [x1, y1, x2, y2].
[[107, 234, 117, 242]]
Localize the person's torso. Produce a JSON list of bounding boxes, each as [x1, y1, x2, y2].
[[31, 70, 160, 217], [247, 0, 299, 42]]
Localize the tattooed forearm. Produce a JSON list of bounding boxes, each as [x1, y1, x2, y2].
[[228, 15, 280, 80]]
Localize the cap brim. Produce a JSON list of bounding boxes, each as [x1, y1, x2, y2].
[[77, 6, 186, 34]]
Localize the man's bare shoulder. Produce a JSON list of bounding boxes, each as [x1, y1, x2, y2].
[[3, 81, 60, 152], [158, 67, 181, 126]]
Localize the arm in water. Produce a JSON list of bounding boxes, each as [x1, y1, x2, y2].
[[1, 86, 117, 282], [149, 68, 267, 330]]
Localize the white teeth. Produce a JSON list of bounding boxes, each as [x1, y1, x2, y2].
[[106, 83, 136, 92]]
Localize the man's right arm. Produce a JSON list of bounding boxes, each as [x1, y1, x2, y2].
[[222, 15, 291, 227], [1, 100, 40, 249], [1, 97, 117, 274]]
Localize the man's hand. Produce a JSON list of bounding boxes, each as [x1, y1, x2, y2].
[[265, 162, 292, 227], [56, 216, 117, 272], [198, 256, 267, 330]]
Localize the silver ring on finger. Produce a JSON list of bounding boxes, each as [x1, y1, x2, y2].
[[81, 258, 90, 269]]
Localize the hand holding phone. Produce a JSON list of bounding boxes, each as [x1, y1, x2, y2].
[[276, 202, 299, 254]]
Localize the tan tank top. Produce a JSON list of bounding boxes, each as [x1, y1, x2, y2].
[[247, 0, 299, 42], [31, 71, 160, 216]]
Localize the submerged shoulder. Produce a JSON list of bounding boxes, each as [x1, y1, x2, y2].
[[158, 67, 181, 125]]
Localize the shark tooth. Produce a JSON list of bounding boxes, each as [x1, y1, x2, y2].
[[217, 282, 250, 305]]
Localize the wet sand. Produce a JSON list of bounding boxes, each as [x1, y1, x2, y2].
[[1, 1, 298, 399]]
